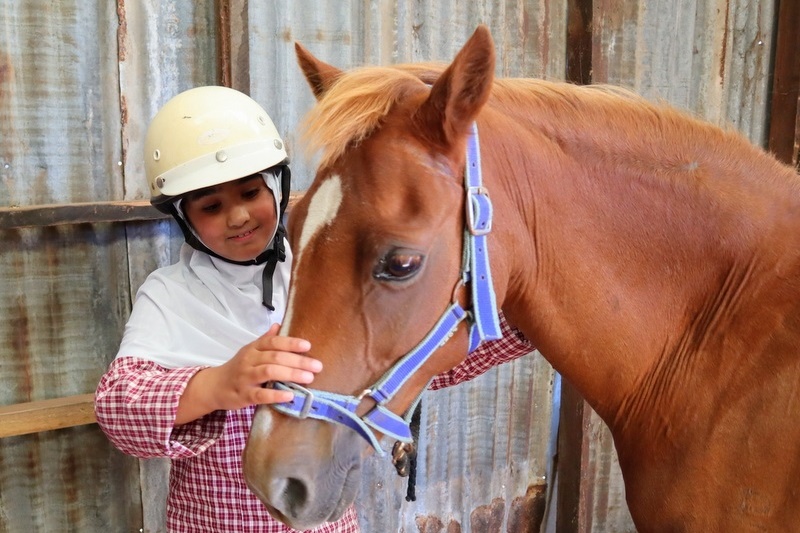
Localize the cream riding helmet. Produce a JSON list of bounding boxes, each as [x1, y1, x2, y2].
[[144, 86, 291, 309]]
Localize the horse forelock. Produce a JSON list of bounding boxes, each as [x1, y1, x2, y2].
[[300, 64, 447, 169]]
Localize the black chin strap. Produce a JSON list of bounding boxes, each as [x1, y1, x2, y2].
[[261, 224, 287, 310]]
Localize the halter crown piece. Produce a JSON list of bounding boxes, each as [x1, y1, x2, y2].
[[270, 123, 502, 456]]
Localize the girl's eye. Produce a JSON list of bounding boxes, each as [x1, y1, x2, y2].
[[243, 187, 262, 200], [373, 248, 424, 281], [200, 201, 221, 213]]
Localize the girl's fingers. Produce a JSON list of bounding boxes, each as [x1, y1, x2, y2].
[[256, 387, 295, 405], [259, 350, 322, 373], [254, 331, 311, 354], [259, 364, 318, 385]]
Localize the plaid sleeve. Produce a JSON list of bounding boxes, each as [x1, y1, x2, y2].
[[428, 311, 534, 390], [95, 356, 225, 459]]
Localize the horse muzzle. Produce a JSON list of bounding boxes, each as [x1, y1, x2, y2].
[[243, 406, 365, 529]]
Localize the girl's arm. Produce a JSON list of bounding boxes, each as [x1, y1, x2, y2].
[[428, 311, 534, 390]]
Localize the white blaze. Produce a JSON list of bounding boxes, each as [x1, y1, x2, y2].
[[250, 404, 274, 437], [282, 175, 344, 331]]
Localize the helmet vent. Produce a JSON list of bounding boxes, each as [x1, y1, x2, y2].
[[153, 149, 161, 161]]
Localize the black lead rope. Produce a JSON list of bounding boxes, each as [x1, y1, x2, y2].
[[405, 401, 422, 502], [392, 400, 423, 502]]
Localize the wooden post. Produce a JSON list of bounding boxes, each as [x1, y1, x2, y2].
[[555, 1, 594, 532], [767, 0, 800, 170]]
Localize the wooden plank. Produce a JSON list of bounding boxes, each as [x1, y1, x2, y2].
[[0, 200, 168, 229], [0, 193, 304, 229], [767, 0, 800, 168], [0, 394, 96, 438], [557, 2, 594, 532]]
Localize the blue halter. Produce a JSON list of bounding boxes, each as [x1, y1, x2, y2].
[[270, 123, 501, 456]]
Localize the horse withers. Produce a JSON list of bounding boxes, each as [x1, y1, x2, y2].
[[243, 25, 800, 531]]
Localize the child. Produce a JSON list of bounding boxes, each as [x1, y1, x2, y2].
[[95, 86, 533, 532]]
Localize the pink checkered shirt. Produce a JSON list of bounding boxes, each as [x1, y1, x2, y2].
[[95, 313, 532, 532]]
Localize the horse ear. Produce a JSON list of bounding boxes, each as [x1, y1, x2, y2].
[[414, 25, 495, 147], [295, 42, 344, 100]]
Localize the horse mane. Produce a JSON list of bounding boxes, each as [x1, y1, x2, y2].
[[300, 62, 777, 183], [300, 63, 445, 168]]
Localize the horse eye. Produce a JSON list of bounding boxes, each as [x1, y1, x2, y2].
[[373, 249, 424, 281]]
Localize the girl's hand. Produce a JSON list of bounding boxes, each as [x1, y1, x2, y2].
[[175, 323, 321, 425]]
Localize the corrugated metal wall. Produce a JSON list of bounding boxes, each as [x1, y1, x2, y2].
[[0, 0, 784, 531]]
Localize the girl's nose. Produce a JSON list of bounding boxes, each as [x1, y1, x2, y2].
[[228, 204, 250, 227]]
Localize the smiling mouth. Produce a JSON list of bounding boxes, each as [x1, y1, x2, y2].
[[229, 227, 258, 240]]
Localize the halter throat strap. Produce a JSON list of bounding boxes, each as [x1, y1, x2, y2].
[[270, 122, 501, 456]]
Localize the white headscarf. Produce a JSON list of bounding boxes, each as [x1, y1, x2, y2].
[[116, 242, 292, 368]]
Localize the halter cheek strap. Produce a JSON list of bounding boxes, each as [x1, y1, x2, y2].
[[270, 122, 501, 456]]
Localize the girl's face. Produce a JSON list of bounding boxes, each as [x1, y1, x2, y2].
[[182, 174, 278, 262]]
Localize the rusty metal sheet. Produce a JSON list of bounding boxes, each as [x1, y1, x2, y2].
[[0, 0, 215, 530], [593, 0, 776, 145], [0, 224, 137, 530], [0, 1, 123, 207], [247, 0, 568, 190]]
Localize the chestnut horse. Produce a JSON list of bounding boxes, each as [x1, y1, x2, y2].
[[243, 25, 800, 531]]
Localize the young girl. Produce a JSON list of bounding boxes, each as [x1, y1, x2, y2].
[[95, 86, 533, 532]]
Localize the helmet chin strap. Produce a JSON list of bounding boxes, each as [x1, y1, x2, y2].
[[170, 165, 292, 309]]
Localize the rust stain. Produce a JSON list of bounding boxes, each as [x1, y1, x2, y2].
[[43, 227, 64, 370], [62, 433, 80, 525], [470, 497, 505, 532], [7, 228, 32, 400], [415, 515, 462, 533], [0, 51, 15, 85], [10, 294, 33, 401], [719, 1, 730, 81], [507, 484, 548, 532], [415, 514, 444, 532], [116, 0, 128, 62], [536, 5, 547, 73]]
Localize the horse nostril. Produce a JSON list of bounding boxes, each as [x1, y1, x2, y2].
[[282, 477, 309, 517]]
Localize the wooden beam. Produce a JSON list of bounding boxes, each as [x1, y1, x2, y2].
[[0, 200, 168, 229], [768, 0, 800, 168], [0, 394, 96, 438], [0, 194, 303, 230], [557, 1, 594, 532]]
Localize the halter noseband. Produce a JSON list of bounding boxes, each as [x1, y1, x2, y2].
[[269, 123, 501, 456]]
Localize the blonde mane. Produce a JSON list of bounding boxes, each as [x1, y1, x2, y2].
[[299, 62, 748, 178], [300, 64, 446, 169]]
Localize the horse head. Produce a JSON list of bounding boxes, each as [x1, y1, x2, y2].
[[242, 26, 502, 529]]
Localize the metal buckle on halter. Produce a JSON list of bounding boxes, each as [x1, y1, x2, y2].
[[466, 186, 493, 236], [281, 382, 316, 419]]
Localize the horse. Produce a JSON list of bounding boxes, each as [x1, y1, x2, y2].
[[242, 25, 800, 532]]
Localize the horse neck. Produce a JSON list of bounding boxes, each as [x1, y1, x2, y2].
[[480, 102, 800, 424]]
